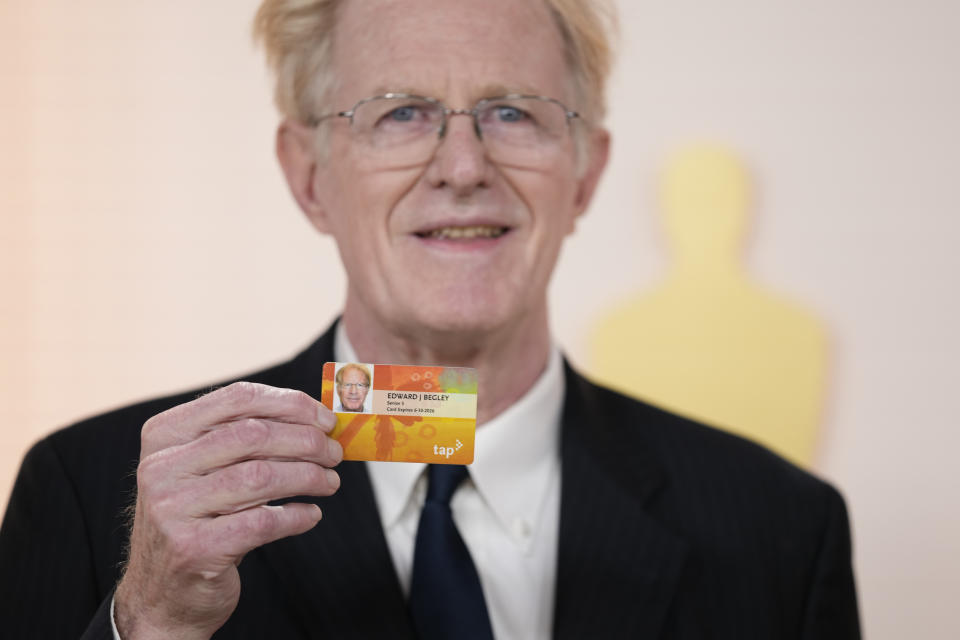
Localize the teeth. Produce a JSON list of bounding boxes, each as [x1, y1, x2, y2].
[[425, 225, 507, 239]]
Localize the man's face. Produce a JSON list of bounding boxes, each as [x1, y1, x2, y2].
[[303, 0, 607, 338], [337, 368, 369, 411]]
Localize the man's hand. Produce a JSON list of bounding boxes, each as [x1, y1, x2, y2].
[[114, 382, 343, 640]]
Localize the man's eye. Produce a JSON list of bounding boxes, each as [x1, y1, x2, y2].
[[495, 106, 529, 123], [387, 105, 419, 122]]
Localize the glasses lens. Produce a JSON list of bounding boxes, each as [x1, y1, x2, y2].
[[476, 97, 573, 165], [351, 96, 443, 149]]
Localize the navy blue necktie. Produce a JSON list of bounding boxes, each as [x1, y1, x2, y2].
[[409, 464, 495, 640]]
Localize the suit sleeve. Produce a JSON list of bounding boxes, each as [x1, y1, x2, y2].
[[0, 438, 117, 639], [799, 484, 862, 639]]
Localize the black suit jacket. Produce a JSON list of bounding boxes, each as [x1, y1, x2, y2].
[[0, 323, 860, 638]]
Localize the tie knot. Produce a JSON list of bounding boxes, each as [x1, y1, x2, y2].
[[425, 464, 469, 505]]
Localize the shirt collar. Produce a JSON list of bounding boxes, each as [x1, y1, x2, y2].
[[335, 323, 564, 549]]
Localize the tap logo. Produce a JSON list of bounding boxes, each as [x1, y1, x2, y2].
[[433, 439, 464, 459]]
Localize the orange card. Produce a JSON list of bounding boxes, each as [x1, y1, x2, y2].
[[321, 362, 477, 465]]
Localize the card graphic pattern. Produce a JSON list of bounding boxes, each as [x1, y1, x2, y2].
[[322, 362, 477, 464]]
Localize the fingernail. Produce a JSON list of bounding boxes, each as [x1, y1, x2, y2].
[[326, 469, 341, 490], [329, 438, 343, 461]]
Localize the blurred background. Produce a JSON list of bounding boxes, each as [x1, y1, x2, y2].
[[2, 1, 958, 637]]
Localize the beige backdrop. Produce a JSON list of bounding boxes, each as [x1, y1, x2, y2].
[[2, 1, 958, 637]]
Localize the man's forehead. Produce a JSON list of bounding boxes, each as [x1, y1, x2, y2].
[[333, 0, 557, 38], [330, 0, 571, 101]]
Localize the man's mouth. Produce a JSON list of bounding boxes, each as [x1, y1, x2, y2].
[[415, 225, 510, 240]]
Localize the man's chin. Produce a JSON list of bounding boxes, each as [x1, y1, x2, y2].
[[348, 283, 538, 350]]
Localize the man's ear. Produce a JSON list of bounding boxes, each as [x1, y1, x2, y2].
[[276, 118, 329, 233], [572, 128, 611, 220]]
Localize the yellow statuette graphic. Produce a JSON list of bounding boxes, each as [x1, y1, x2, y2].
[[322, 362, 478, 464], [591, 145, 827, 467]]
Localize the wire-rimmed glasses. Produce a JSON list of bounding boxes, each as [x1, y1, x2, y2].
[[308, 93, 581, 169]]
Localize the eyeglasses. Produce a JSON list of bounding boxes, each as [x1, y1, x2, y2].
[[339, 382, 370, 391], [308, 93, 581, 169]]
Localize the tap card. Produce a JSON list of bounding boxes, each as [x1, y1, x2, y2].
[[321, 362, 477, 464]]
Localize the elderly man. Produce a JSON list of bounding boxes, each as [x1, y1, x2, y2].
[[335, 363, 372, 412], [0, 0, 860, 638]]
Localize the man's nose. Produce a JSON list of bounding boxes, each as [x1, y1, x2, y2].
[[424, 113, 493, 196]]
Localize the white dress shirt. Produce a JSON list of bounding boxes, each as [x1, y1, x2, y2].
[[112, 326, 564, 639], [340, 326, 564, 640]]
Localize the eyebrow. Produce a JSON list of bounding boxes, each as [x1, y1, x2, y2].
[[477, 83, 544, 97], [367, 82, 547, 102]]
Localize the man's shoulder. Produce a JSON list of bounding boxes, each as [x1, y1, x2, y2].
[[41, 335, 328, 474], [568, 369, 845, 514], [561, 371, 859, 636]]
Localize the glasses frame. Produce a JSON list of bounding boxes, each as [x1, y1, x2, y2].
[[307, 92, 581, 141]]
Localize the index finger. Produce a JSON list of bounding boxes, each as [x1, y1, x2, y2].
[[141, 382, 333, 455]]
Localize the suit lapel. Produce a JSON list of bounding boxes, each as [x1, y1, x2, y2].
[[253, 323, 416, 638], [256, 461, 415, 638], [553, 364, 687, 639]]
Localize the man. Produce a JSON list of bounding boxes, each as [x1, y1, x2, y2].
[[335, 363, 372, 412], [0, 0, 860, 638]]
